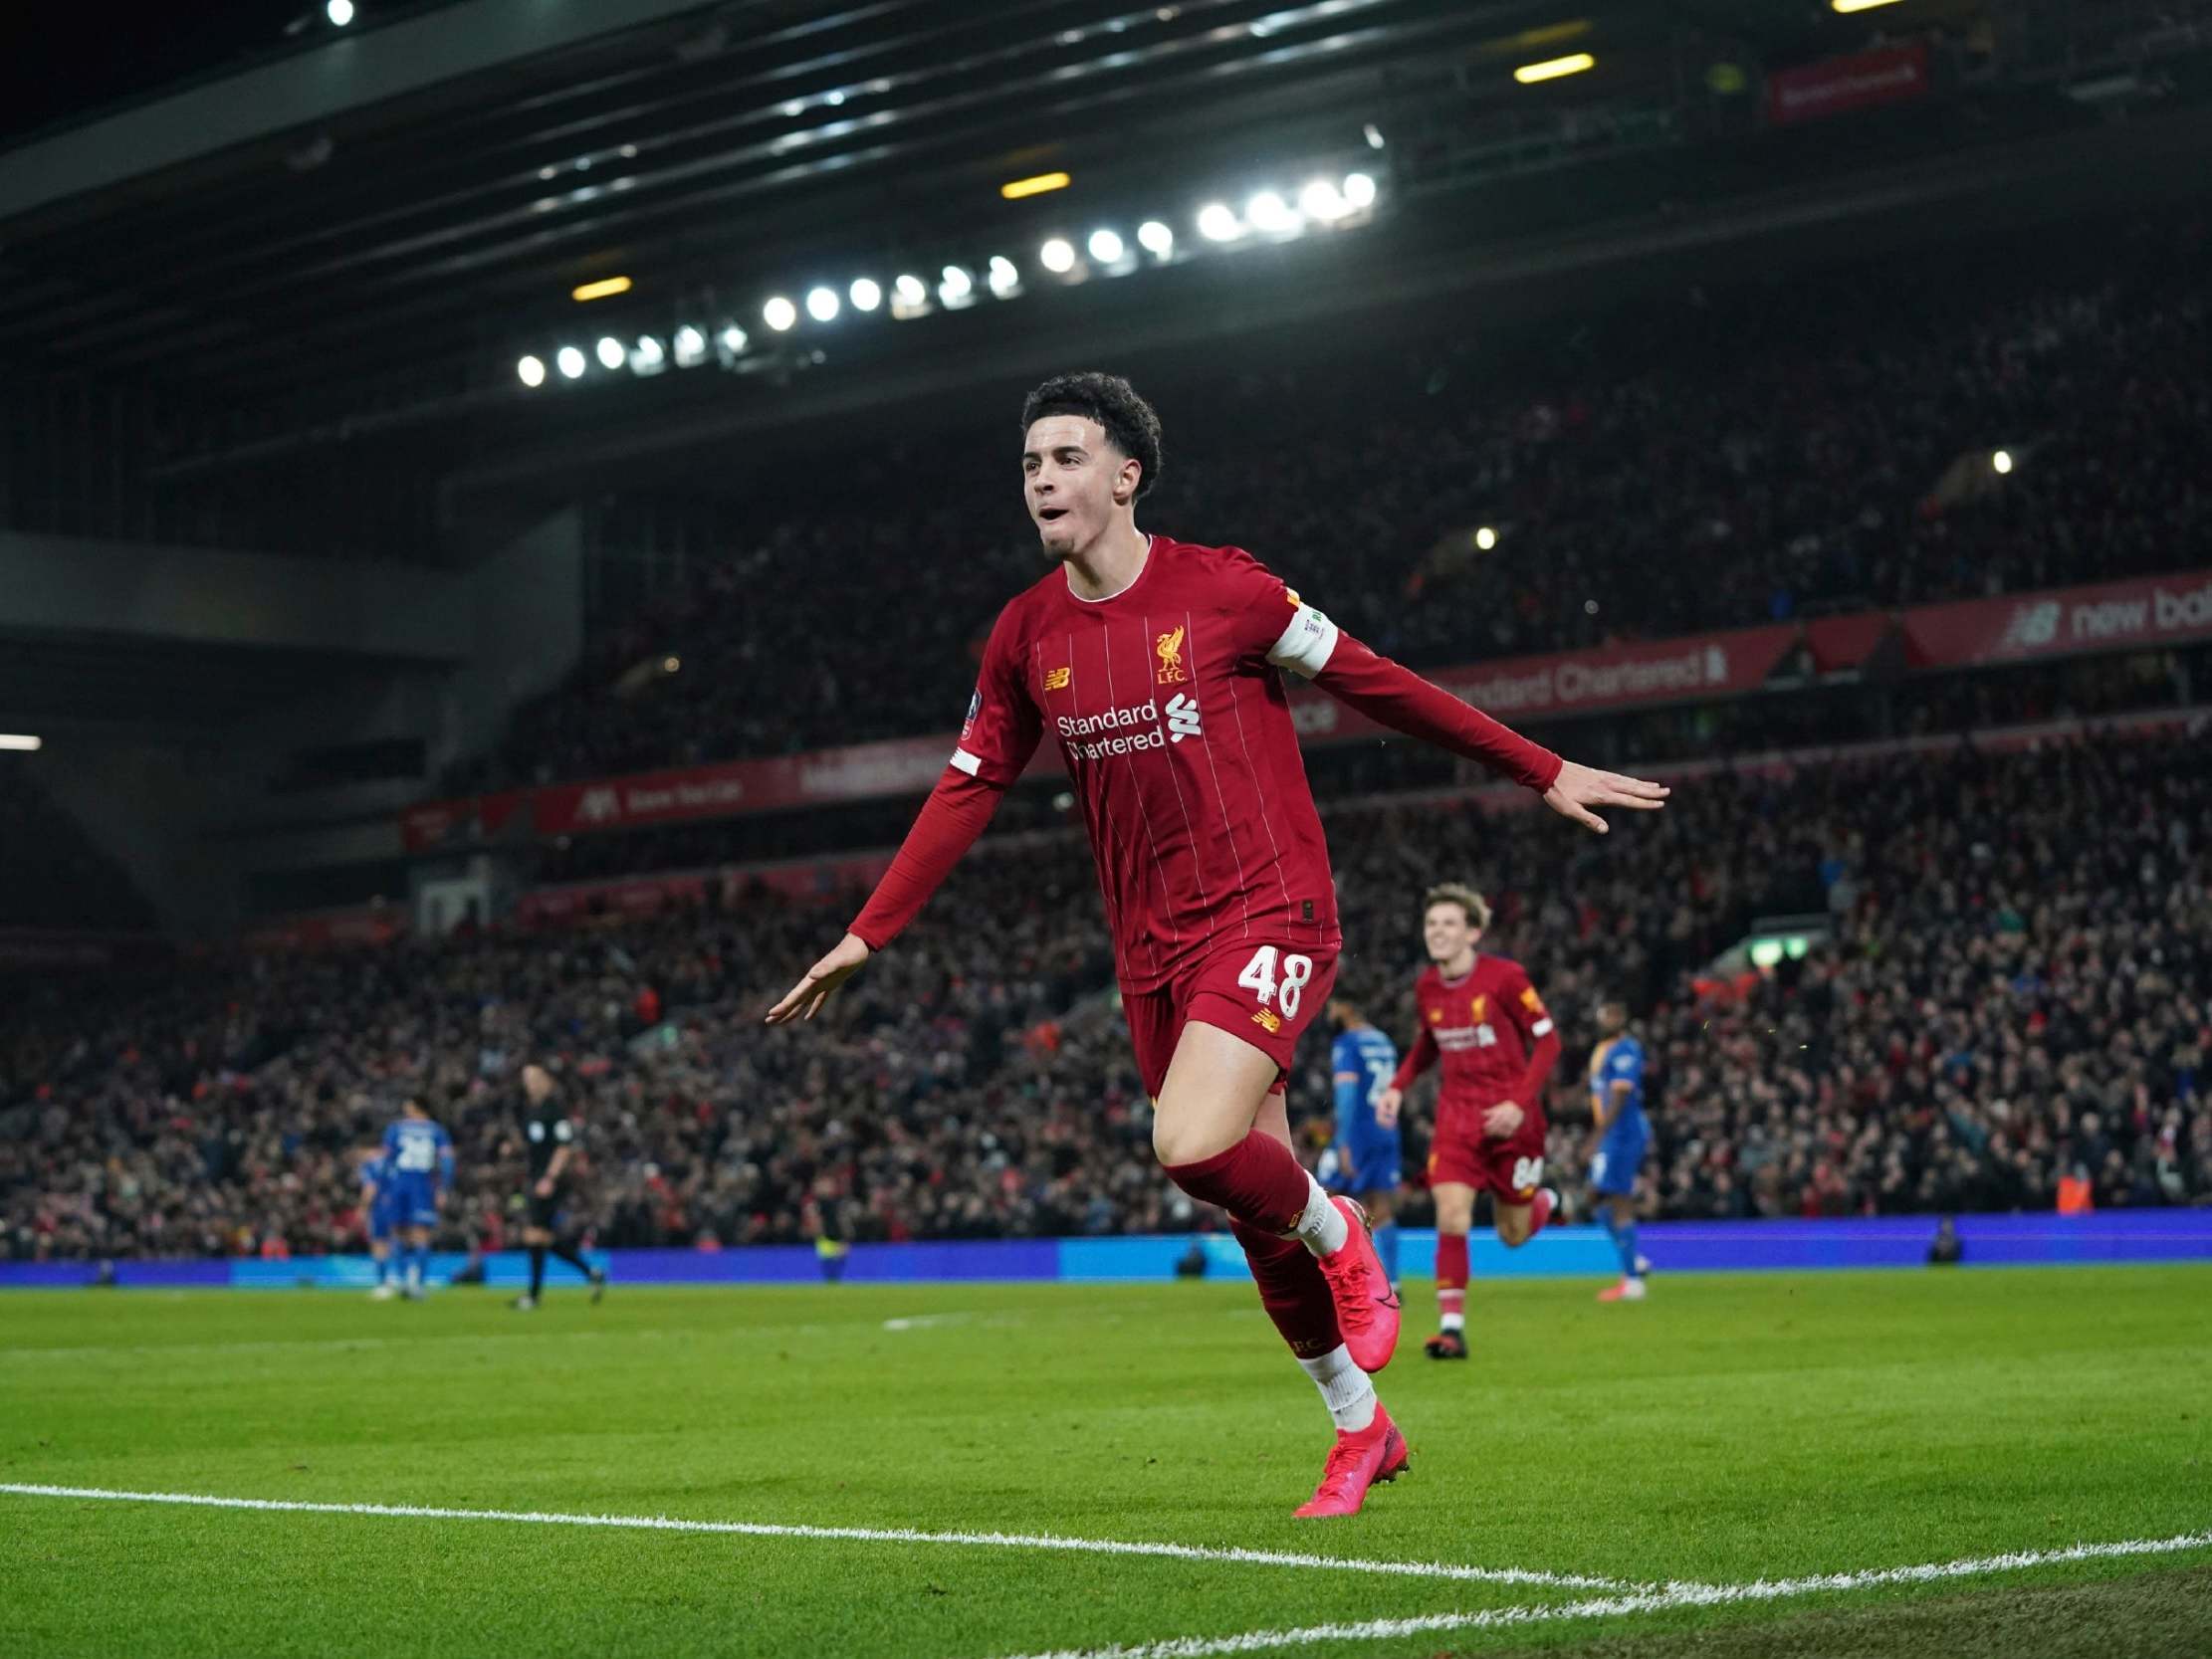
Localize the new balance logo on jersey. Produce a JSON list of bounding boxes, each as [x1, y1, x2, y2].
[[1166, 693, 1202, 742]]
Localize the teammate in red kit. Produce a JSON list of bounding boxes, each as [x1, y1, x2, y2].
[[768, 373, 1666, 1516], [1375, 884, 1562, 1360]]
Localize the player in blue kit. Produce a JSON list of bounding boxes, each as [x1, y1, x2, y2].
[[358, 1148, 400, 1301], [1323, 995, 1403, 1294], [381, 1098, 454, 1302], [1588, 999, 1652, 1302]]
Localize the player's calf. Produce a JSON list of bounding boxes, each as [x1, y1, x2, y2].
[[1495, 1186, 1557, 1248], [1432, 1225, 1469, 1356]]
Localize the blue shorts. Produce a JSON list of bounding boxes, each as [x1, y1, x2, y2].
[[367, 1202, 398, 1244], [1591, 1128, 1648, 1196], [1327, 1127, 1403, 1195], [388, 1175, 439, 1230]]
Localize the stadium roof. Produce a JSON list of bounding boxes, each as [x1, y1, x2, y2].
[[3, 0, 2207, 504], [0, 2, 1963, 408]]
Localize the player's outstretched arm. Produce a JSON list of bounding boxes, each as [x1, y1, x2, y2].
[[1311, 634, 1667, 833], [764, 766, 1006, 1025]]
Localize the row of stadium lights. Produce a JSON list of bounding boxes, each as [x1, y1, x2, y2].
[[516, 173, 1378, 389]]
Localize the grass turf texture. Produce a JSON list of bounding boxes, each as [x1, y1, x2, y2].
[[1, 1266, 2207, 1658]]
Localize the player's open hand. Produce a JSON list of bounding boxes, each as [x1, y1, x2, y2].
[[1374, 1086, 1404, 1130], [766, 933, 873, 1024], [1483, 1101, 1525, 1140], [1542, 760, 1669, 834]]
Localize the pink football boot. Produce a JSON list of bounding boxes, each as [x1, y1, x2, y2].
[[1313, 1197, 1401, 1372], [1294, 1406, 1411, 1519]]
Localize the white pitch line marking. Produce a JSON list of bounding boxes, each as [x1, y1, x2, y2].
[[990, 1528, 2212, 1659], [883, 1313, 976, 1332], [0, 1483, 1631, 1592]]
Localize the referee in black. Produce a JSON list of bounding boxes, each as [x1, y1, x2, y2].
[[514, 1061, 606, 1309]]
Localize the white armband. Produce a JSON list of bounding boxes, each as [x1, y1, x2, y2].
[[1266, 601, 1340, 678], [949, 747, 983, 776]]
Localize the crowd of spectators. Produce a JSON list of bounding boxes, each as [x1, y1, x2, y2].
[[7, 725, 2205, 1261], [513, 642, 2207, 890], [452, 204, 2207, 792]]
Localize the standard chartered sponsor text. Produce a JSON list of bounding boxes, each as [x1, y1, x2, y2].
[[1058, 699, 1174, 761], [1444, 647, 1713, 714], [619, 778, 748, 815]]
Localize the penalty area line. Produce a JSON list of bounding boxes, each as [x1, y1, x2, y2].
[[0, 1482, 1631, 1592], [991, 1528, 2212, 1659]]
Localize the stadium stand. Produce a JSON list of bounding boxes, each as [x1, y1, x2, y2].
[[450, 206, 2207, 793], [6, 725, 2205, 1260]]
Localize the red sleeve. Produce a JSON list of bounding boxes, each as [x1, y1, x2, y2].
[[1501, 965, 1562, 1105], [1313, 634, 1563, 792], [848, 767, 1003, 950], [1206, 545, 1344, 673], [951, 603, 1043, 788], [1390, 1022, 1438, 1093]]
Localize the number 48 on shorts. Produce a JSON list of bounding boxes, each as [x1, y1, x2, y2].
[[1236, 945, 1316, 1018]]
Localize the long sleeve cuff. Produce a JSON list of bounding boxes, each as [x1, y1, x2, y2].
[[1314, 634, 1563, 793], [848, 766, 1004, 950]]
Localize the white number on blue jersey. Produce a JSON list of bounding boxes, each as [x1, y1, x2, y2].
[[1365, 1057, 1393, 1109]]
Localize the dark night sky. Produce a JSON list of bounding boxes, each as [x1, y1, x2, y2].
[[0, 1, 351, 147]]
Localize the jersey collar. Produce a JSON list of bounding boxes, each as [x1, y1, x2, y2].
[[1062, 532, 1158, 605]]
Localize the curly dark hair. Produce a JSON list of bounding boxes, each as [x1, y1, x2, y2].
[[1019, 371, 1165, 499]]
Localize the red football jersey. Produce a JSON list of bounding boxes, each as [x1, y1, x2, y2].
[[955, 535, 1343, 991], [1392, 954, 1560, 1116]]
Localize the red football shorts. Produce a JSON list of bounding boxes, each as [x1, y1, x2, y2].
[[1123, 939, 1339, 1102], [1428, 1101, 1548, 1203]]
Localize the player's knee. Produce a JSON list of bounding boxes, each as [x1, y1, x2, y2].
[[1496, 1214, 1529, 1248], [1151, 1112, 1221, 1170]]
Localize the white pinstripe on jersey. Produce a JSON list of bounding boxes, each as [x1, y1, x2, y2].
[[1207, 604, 1301, 944]]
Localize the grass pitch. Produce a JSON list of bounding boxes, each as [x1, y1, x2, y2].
[[2, 1266, 2208, 1658]]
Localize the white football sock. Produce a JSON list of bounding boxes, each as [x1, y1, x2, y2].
[[1297, 1345, 1378, 1433], [1440, 1311, 1465, 1334], [1291, 1175, 1349, 1256]]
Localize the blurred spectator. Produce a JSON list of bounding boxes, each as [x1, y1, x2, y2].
[[5, 727, 2205, 1258]]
